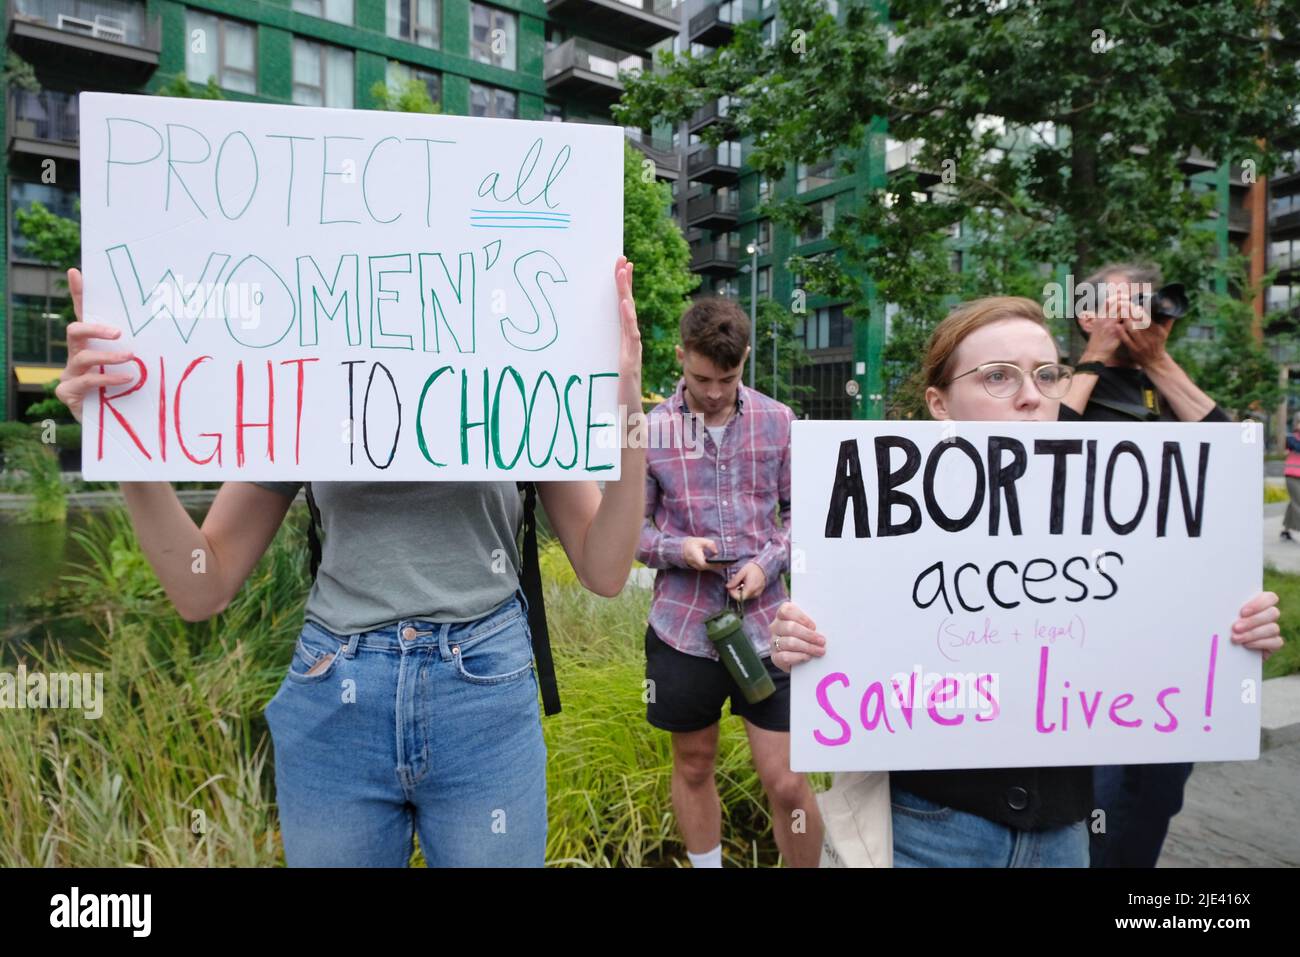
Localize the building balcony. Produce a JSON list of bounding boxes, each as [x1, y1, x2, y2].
[[8, 89, 79, 163], [1177, 147, 1218, 174], [688, 97, 733, 133], [1271, 206, 1300, 237], [690, 236, 740, 274], [885, 138, 940, 187], [624, 129, 679, 178], [544, 37, 647, 107], [689, 1, 740, 47], [544, 0, 679, 49], [1226, 206, 1251, 235], [686, 189, 739, 230], [687, 143, 741, 184], [9, 0, 160, 81]]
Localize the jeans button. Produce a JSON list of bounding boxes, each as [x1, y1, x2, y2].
[[401, 626, 416, 641], [1005, 786, 1029, 811]]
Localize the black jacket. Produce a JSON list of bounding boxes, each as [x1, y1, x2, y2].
[[1059, 364, 1231, 423], [891, 766, 1094, 830]]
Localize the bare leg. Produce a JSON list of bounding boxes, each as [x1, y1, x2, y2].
[[671, 724, 722, 856], [745, 720, 824, 867]]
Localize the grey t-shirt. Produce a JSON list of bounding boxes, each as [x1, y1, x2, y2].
[[255, 481, 523, 635]]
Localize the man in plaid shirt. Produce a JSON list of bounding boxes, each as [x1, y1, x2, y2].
[[637, 297, 823, 868]]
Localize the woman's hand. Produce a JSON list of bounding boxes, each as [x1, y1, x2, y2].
[[615, 255, 643, 417], [54, 267, 135, 424], [770, 600, 827, 672], [1232, 591, 1283, 661]]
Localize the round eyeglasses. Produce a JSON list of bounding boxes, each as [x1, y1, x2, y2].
[[946, 362, 1074, 399]]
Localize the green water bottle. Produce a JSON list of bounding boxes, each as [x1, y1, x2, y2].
[[705, 587, 775, 705]]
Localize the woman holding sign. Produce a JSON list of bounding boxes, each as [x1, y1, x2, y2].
[[55, 258, 647, 868], [770, 296, 1283, 868]]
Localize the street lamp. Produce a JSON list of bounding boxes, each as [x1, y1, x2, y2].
[[746, 240, 758, 389]]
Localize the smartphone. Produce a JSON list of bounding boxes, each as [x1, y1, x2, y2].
[[705, 555, 736, 564]]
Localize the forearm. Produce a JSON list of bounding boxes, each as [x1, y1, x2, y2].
[[578, 440, 647, 596], [1142, 353, 1218, 422], [1061, 345, 1112, 415], [119, 482, 229, 620]]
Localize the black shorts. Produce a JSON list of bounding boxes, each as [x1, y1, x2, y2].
[[644, 624, 791, 734]]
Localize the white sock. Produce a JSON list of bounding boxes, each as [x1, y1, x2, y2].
[[687, 844, 723, 868]]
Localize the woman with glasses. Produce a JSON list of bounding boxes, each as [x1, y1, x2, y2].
[[769, 296, 1282, 867]]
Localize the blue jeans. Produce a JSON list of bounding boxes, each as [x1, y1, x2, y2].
[[1089, 763, 1194, 868], [263, 588, 548, 867], [891, 787, 1089, 867]]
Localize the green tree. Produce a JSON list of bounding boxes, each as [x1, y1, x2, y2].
[[617, 0, 1300, 416], [155, 75, 225, 99], [370, 77, 441, 114], [14, 199, 80, 276], [15, 200, 81, 422], [622, 140, 698, 397], [1173, 255, 1283, 420], [4, 51, 39, 93]]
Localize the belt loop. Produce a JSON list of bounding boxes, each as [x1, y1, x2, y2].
[[343, 632, 361, 658], [516, 585, 530, 616], [437, 622, 453, 661]]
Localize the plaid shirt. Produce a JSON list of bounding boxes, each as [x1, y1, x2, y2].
[[637, 378, 795, 660]]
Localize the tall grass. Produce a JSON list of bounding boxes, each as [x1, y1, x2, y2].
[[7, 440, 67, 524], [0, 506, 800, 866]]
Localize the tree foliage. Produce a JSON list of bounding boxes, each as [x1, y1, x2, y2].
[[617, 0, 1300, 415]]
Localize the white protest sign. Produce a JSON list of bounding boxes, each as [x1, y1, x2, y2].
[[77, 92, 624, 481], [790, 420, 1263, 772]]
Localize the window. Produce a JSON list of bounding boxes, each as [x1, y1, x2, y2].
[[10, 294, 68, 364], [1268, 285, 1299, 314], [757, 174, 772, 203], [294, 0, 352, 25], [756, 218, 771, 248], [1271, 239, 1294, 271], [185, 10, 257, 94], [757, 266, 771, 298], [713, 230, 741, 259], [470, 83, 518, 119], [293, 39, 354, 108], [794, 304, 850, 351], [386, 60, 440, 105], [1273, 191, 1297, 219], [761, 18, 777, 46], [799, 197, 835, 244], [471, 3, 518, 71], [949, 250, 964, 273], [387, 0, 439, 48], [797, 156, 837, 192], [545, 101, 564, 122]]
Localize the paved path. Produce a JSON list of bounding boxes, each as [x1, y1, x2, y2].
[[1161, 737, 1300, 867]]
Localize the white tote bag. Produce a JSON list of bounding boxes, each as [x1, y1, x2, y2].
[[816, 771, 893, 868]]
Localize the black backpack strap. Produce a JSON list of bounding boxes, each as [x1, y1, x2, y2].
[[305, 482, 323, 580], [518, 480, 561, 716]]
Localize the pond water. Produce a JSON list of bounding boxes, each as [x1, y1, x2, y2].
[[0, 503, 210, 658]]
